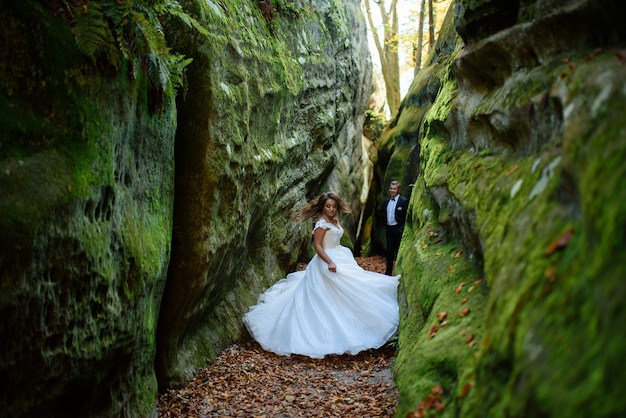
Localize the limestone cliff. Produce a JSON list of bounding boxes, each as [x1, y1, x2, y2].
[[377, 0, 626, 416], [0, 0, 370, 416]]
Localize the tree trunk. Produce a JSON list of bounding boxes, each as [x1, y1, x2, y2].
[[428, 0, 435, 48], [414, 0, 426, 76], [364, 0, 401, 117]]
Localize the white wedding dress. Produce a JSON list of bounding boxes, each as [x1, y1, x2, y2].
[[243, 219, 400, 358]]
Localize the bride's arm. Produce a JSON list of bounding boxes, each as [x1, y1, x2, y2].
[[313, 227, 336, 272]]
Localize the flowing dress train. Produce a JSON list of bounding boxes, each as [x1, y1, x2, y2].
[[243, 219, 400, 358]]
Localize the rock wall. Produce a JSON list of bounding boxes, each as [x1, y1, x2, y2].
[[0, 2, 177, 416], [382, 0, 626, 416], [0, 0, 371, 416], [155, 0, 371, 389]]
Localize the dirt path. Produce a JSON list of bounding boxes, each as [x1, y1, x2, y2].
[[157, 256, 398, 417]]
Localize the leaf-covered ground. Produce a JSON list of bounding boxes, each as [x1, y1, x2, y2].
[[157, 256, 398, 417]]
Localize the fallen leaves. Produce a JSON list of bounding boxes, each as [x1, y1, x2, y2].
[[505, 164, 519, 176], [453, 278, 482, 349], [457, 279, 482, 295], [459, 382, 472, 398], [429, 325, 439, 339], [544, 226, 574, 256], [158, 343, 398, 417], [429, 310, 451, 339], [354, 255, 387, 274], [455, 282, 466, 294], [422, 230, 443, 250], [406, 384, 446, 417], [158, 256, 396, 417]]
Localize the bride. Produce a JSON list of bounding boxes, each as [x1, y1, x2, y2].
[[243, 192, 400, 358]]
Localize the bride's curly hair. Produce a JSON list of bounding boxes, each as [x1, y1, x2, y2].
[[292, 192, 352, 221]]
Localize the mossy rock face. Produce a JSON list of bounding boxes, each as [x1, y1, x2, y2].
[[0, 1, 176, 416], [154, 0, 372, 389], [387, 1, 626, 417], [1, 0, 371, 414]]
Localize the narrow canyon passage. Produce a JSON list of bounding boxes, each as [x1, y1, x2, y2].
[[157, 257, 398, 417]]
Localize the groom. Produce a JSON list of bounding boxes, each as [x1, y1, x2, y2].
[[384, 181, 408, 275]]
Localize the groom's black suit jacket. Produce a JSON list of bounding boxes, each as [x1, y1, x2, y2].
[[384, 195, 408, 229]]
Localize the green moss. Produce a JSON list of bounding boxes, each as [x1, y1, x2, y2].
[[395, 221, 487, 417], [0, 130, 113, 247], [199, 0, 305, 100], [0, 14, 117, 244], [327, 0, 351, 39], [499, 54, 626, 417], [121, 210, 171, 280], [424, 69, 457, 124], [395, 107, 426, 141], [132, 369, 159, 417], [395, 44, 626, 416]]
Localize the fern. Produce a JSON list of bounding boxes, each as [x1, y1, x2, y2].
[[155, 1, 209, 36], [69, 0, 205, 111], [101, 0, 132, 27], [71, 2, 116, 63], [168, 53, 193, 93], [131, 5, 163, 55], [148, 52, 169, 93]]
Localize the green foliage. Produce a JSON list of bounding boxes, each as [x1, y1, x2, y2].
[[274, 0, 303, 20], [71, 2, 119, 67], [155, 0, 209, 36], [255, 0, 306, 34], [363, 110, 387, 148], [70, 0, 206, 110], [385, 334, 399, 349]]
